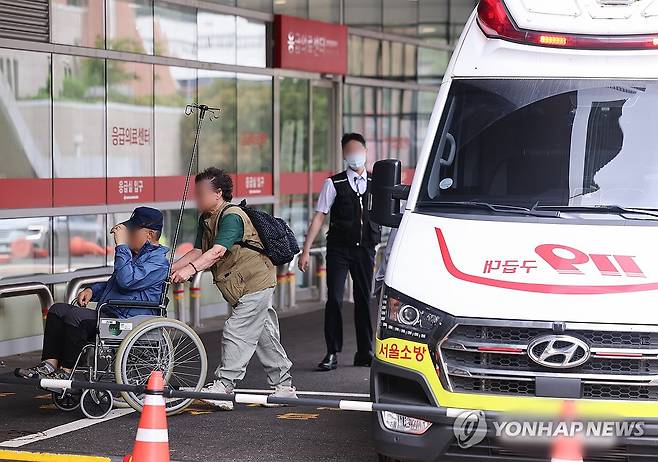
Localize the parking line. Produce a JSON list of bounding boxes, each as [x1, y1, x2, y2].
[[0, 409, 134, 449], [0, 449, 111, 461]]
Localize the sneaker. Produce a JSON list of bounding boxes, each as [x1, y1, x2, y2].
[[15, 361, 55, 379], [262, 385, 298, 408], [198, 381, 234, 411]]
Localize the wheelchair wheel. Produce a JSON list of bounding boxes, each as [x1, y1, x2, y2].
[[80, 389, 113, 419], [115, 317, 207, 416], [52, 391, 81, 412]]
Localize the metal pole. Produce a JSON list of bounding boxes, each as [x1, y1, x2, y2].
[[164, 103, 220, 305], [190, 271, 204, 329]]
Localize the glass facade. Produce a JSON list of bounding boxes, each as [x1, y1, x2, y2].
[[0, 0, 477, 351]]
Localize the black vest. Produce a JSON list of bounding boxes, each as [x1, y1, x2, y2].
[[327, 171, 381, 249]]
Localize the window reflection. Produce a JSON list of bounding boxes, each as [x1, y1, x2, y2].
[[198, 10, 236, 65], [51, 0, 105, 48], [418, 47, 450, 84], [237, 74, 273, 196], [154, 2, 197, 60], [274, 0, 307, 17], [155, 65, 197, 201], [309, 0, 339, 22], [345, 0, 382, 30], [280, 77, 309, 174], [419, 0, 449, 44], [236, 17, 267, 68], [162, 209, 197, 259], [53, 55, 105, 186], [198, 70, 237, 173], [0, 49, 51, 179], [0, 49, 51, 208], [107, 60, 154, 202], [107, 0, 154, 54], [53, 214, 108, 272], [0, 217, 51, 277], [237, 0, 271, 12], [383, 0, 418, 36]]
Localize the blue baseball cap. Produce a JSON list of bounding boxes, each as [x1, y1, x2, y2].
[[121, 207, 164, 232]]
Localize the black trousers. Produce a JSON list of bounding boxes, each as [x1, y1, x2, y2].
[[41, 303, 97, 369], [324, 244, 375, 355]]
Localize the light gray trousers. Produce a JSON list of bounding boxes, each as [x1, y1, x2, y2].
[[216, 287, 293, 390]]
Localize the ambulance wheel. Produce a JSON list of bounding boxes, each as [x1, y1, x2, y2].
[[80, 389, 113, 419], [52, 391, 80, 412]]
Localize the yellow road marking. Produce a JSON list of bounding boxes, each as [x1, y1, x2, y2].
[[0, 449, 111, 462], [38, 405, 56, 411], [34, 395, 50, 400], [277, 413, 319, 421], [185, 409, 212, 416], [0, 393, 15, 398]]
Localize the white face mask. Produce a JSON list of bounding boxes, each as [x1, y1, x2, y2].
[[344, 152, 367, 171]]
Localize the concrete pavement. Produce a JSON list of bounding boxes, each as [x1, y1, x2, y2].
[[0, 303, 379, 461]]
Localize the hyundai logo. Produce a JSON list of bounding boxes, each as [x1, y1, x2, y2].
[[527, 335, 590, 369]]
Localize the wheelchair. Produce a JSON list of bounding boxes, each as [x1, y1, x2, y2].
[[47, 299, 208, 419]]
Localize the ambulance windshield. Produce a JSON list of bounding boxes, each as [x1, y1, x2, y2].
[[420, 79, 658, 211]]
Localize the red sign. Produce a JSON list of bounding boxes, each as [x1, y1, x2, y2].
[[237, 173, 273, 197], [274, 15, 348, 75], [107, 177, 154, 204]]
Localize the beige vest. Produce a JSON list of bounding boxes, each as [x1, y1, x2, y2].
[[201, 203, 276, 306]]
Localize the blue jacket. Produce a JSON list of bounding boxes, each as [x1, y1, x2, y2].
[[89, 242, 169, 318]]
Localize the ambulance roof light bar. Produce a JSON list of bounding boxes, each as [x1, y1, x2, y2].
[[477, 0, 658, 50]]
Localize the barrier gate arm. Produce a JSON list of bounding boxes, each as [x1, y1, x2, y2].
[[0, 374, 460, 425]]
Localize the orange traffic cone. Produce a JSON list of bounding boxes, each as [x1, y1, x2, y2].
[[125, 371, 170, 462], [551, 401, 583, 462]]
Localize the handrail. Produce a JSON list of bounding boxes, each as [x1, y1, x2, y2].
[[0, 266, 114, 288], [0, 283, 54, 321], [65, 276, 112, 304]]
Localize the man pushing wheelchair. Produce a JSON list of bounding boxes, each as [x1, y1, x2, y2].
[[15, 206, 169, 380]]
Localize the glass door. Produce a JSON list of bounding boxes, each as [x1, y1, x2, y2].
[[278, 77, 337, 293], [310, 81, 336, 248]]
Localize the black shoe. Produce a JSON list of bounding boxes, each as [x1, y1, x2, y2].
[[317, 353, 338, 371], [353, 352, 373, 367]]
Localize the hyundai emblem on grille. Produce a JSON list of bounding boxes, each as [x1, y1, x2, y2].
[[527, 335, 591, 368]]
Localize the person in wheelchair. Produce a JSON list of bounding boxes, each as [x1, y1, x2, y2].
[[16, 207, 169, 380]]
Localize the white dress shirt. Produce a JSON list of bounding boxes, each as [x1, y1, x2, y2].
[[315, 169, 368, 214]]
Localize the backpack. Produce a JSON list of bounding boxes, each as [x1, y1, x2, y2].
[[220, 201, 300, 266]]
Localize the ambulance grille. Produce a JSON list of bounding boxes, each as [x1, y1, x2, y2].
[[439, 322, 658, 401]]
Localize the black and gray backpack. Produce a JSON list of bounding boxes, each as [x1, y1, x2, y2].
[[221, 200, 300, 266]]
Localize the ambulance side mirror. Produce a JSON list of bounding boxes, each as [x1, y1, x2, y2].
[[369, 159, 410, 228]]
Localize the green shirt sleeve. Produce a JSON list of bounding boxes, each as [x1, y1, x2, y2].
[[193, 216, 204, 249], [215, 214, 244, 249]]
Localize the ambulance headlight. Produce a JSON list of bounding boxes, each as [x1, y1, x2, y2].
[[379, 287, 447, 340], [382, 411, 432, 435], [398, 304, 420, 326]]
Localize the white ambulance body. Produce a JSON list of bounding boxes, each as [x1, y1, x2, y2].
[[370, 1, 658, 461]]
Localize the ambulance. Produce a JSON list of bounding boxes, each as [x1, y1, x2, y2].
[[369, 0, 658, 460]]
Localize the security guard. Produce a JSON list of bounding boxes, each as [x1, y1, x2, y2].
[[299, 133, 381, 371]]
